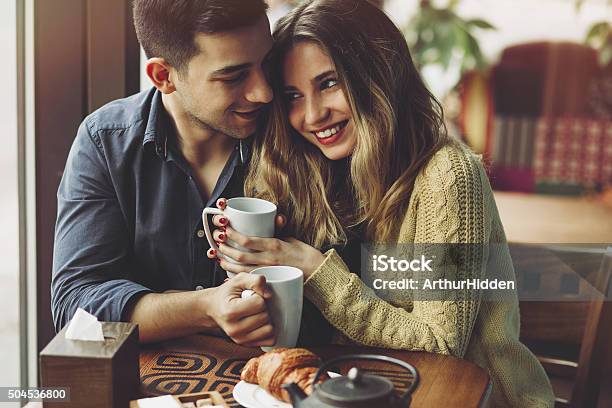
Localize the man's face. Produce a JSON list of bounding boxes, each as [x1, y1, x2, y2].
[[172, 16, 273, 139]]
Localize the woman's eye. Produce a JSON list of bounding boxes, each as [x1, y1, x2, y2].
[[284, 92, 302, 102], [321, 79, 338, 90]]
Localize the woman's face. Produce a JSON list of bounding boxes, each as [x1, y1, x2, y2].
[[282, 41, 356, 160]]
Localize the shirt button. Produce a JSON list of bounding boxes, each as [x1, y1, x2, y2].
[[195, 285, 204, 291], [196, 229, 205, 238]]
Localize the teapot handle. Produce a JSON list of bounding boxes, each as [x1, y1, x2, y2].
[[313, 354, 419, 407]]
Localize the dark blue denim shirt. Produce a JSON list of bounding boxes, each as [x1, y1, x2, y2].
[[51, 88, 247, 332]]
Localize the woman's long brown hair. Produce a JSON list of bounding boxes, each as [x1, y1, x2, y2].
[[246, 0, 448, 248]]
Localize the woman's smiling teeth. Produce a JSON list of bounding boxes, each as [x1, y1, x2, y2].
[[313, 120, 348, 139]]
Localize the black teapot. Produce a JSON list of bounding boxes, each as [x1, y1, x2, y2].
[[283, 354, 419, 408]]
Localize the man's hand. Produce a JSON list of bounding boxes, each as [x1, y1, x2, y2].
[[126, 272, 276, 345], [201, 272, 275, 347]]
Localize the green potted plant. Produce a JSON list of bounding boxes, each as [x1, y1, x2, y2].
[[576, 0, 612, 66], [403, 0, 496, 74], [402, 0, 496, 140]]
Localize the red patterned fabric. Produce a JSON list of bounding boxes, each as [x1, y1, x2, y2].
[[534, 117, 612, 191], [488, 116, 612, 194]]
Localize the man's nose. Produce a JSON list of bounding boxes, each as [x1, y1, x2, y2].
[[244, 69, 273, 104]]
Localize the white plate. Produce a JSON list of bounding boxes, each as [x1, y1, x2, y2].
[[233, 372, 341, 408]]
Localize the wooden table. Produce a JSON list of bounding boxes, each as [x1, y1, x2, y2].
[[494, 191, 612, 244], [27, 334, 491, 407], [137, 334, 490, 407]]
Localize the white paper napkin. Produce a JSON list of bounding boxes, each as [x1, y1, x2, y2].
[[137, 395, 182, 408], [65, 308, 105, 341]]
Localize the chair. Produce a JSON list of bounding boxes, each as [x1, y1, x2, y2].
[[511, 245, 612, 407], [457, 42, 611, 195]]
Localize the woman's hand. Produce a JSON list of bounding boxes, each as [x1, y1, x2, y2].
[[206, 198, 326, 278]]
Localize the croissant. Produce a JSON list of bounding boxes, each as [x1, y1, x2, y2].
[[240, 348, 328, 403], [240, 347, 289, 384]]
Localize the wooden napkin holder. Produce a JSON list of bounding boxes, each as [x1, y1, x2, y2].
[[40, 322, 140, 407]]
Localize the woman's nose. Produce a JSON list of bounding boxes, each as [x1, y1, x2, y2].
[[304, 96, 330, 127]]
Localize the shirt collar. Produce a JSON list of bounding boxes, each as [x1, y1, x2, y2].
[[143, 88, 169, 160], [237, 137, 252, 166]]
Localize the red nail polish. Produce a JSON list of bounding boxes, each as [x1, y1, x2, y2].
[[220, 217, 227, 225], [217, 199, 225, 207], [219, 233, 225, 241], [210, 249, 217, 256]]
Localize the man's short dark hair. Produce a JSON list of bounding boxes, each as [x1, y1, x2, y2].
[[134, 0, 269, 73]]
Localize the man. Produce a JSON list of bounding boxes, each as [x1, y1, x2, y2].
[[52, 0, 276, 346]]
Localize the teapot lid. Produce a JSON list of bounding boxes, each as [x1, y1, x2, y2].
[[317, 367, 394, 404]]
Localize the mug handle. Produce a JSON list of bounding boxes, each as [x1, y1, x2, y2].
[[202, 207, 224, 254]]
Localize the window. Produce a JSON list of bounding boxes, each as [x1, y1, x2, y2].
[[0, 0, 21, 396]]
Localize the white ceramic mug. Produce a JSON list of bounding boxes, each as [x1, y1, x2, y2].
[[202, 197, 277, 277], [242, 266, 304, 351]]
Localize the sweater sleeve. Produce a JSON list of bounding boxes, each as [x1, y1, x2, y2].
[[303, 145, 490, 357]]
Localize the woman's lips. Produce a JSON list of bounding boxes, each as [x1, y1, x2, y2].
[[313, 120, 349, 146]]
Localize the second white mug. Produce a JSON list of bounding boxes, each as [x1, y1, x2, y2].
[[242, 266, 304, 351]]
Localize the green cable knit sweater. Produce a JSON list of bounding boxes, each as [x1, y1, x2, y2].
[[303, 143, 555, 407]]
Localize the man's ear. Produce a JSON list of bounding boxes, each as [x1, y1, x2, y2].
[[145, 58, 176, 94]]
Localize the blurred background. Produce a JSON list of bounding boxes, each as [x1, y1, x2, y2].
[[2, 0, 611, 407]]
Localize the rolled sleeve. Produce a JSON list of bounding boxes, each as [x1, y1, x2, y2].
[[52, 120, 152, 332]]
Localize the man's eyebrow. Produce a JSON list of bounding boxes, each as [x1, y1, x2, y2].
[[210, 63, 252, 76]]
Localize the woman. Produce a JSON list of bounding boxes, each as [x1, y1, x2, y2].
[[208, 1, 554, 406]]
